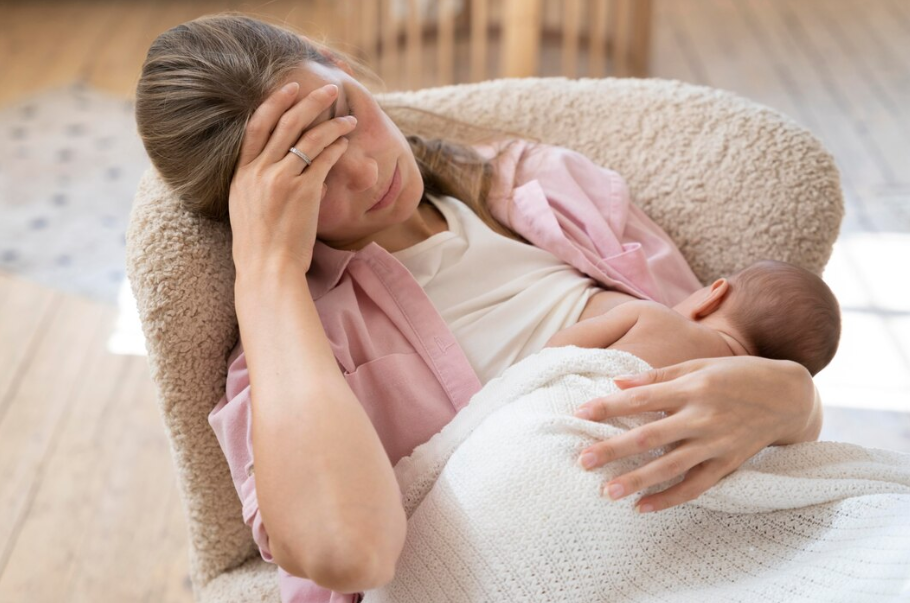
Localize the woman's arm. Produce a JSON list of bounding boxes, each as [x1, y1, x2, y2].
[[227, 81, 405, 592], [772, 376, 824, 445], [572, 356, 822, 513], [236, 261, 407, 592]]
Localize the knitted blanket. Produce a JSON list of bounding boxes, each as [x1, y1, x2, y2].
[[362, 346, 910, 603]]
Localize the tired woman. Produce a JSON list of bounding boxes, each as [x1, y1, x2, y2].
[[134, 13, 822, 603]]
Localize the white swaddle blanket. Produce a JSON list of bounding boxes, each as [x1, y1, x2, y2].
[[362, 346, 910, 603]]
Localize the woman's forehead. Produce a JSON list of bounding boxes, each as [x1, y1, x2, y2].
[[285, 61, 346, 95]]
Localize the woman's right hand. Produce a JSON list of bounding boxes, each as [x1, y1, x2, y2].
[[229, 81, 357, 277], [572, 356, 821, 513]]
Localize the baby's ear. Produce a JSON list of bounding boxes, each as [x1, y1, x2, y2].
[[693, 278, 730, 319]]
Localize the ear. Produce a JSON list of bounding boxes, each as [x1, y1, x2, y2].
[[692, 278, 730, 319]]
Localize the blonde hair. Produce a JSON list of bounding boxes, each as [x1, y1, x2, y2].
[[134, 11, 528, 243]]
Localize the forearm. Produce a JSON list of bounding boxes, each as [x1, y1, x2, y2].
[[235, 261, 406, 589]]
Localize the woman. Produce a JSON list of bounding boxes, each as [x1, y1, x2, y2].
[[134, 12, 822, 603]]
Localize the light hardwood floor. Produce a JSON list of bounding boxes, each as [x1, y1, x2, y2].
[[1, 1, 908, 601]]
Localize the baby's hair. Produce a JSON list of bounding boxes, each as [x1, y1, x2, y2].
[[726, 260, 841, 375]]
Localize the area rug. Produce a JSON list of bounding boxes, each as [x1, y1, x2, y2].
[[0, 80, 151, 308]]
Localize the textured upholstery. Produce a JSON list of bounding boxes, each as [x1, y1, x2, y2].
[[124, 77, 844, 601]]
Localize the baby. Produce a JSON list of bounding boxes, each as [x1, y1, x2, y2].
[[544, 259, 841, 376]]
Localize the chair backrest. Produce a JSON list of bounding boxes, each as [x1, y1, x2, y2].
[[124, 76, 843, 595]]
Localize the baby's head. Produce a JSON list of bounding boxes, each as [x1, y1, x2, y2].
[[675, 260, 841, 375]]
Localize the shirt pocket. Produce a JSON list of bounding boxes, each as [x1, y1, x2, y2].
[[342, 352, 452, 465]]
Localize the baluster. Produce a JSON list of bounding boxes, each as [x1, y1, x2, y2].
[[438, 0, 456, 86], [502, 0, 542, 78], [470, 0, 489, 82], [562, 0, 582, 78], [381, 0, 399, 88], [406, 0, 422, 89], [589, 0, 609, 77]]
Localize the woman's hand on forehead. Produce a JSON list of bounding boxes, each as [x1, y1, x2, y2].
[[228, 80, 356, 275], [239, 82, 347, 168]]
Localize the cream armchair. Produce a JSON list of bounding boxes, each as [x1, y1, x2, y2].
[[124, 77, 843, 601]]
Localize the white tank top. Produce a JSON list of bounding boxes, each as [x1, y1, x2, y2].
[[392, 193, 604, 385]]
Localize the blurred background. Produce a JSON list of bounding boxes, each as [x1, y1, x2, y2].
[[0, 0, 908, 601]]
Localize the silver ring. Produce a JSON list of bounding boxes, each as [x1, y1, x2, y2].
[[288, 146, 312, 167]]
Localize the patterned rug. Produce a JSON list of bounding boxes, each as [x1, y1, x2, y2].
[[0, 81, 151, 308]]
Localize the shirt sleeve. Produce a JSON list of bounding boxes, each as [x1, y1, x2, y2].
[[208, 340, 274, 562], [481, 140, 703, 305], [210, 344, 371, 603]]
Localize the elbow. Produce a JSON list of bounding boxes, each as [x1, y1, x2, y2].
[[543, 332, 568, 349], [277, 511, 406, 593], [302, 537, 401, 593]]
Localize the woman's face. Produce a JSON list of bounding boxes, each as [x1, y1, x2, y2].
[[281, 59, 425, 251]]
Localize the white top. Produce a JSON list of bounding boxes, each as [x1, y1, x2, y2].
[[392, 193, 603, 385]]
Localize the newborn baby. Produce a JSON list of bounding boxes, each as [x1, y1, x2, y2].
[[544, 259, 842, 376], [362, 262, 910, 603]]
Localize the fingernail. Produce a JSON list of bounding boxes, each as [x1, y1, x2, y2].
[[281, 82, 299, 95], [574, 407, 593, 420], [324, 83, 338, 94], [613, 374, 636, 381], [578, 453, 598, 470], [606, 483, 625, 500], [345, 115, 357, 123], [636, 503, 654, 513]]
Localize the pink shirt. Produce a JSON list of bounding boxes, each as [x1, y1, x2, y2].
[[208, 141, 702, 602]]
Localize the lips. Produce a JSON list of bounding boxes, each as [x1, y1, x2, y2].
[[368, 162, 401, 212]]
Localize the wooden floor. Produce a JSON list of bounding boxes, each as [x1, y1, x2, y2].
[[1, 1, 908, 601]]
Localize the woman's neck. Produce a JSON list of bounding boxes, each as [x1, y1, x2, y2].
[[372, 197, 449, 253]]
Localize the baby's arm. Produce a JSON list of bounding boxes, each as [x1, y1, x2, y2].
[[544, 302, 643, 350]]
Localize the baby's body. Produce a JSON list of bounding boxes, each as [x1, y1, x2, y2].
[[548, 260, 841, 376], [547, 298, 744, 369]]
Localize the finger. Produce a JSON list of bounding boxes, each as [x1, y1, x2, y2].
[[281, 114, 357, 173], [574, 379, 686, 421], [576, 414, 690, 470], [237, 82, 300, 169], [612, 358, 712, 390], [600, 444, 711, 501], [296, 136, 349, 184], [633, 458, 735, 513], [262, 83, 339, 166]]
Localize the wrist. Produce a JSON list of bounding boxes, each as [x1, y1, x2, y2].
[[234, 250, 312, 284], [235, 256, 309, 292], [772, 360, 821, 446]]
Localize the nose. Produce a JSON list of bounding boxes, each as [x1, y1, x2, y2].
[[330, 142, 377, 194]]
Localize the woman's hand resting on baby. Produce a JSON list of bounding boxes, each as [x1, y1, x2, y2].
[[573, 356, 820, 513]]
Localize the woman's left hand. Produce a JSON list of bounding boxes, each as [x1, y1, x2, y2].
[[573, 355, 820, 513]]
